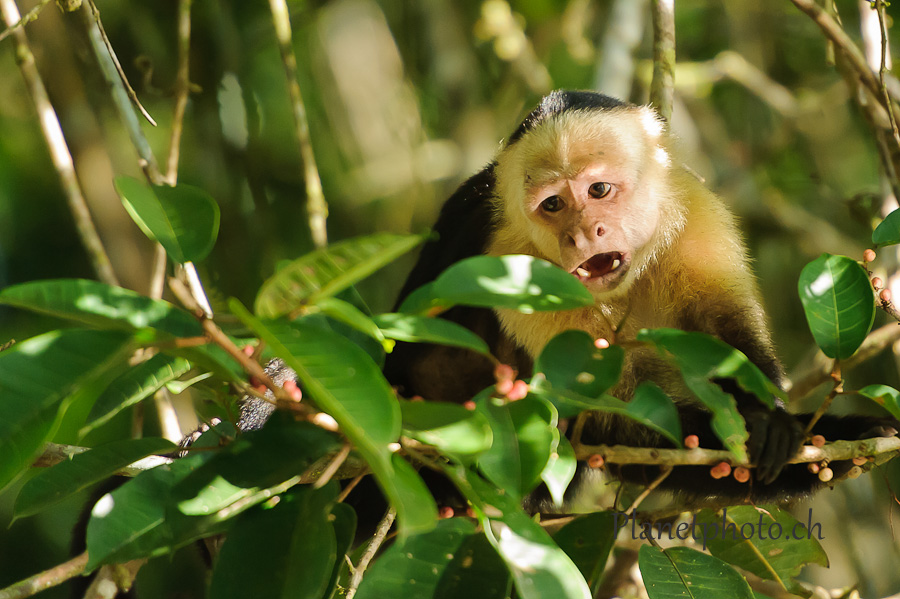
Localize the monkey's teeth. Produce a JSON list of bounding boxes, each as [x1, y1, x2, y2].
[[576, 267, 590, 278], [611, 259, 621, 270]]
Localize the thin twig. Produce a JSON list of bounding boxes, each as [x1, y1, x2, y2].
[[649, 0, 675, 121], [0, 552, 88, 599], [337, 473, 366, 502], [33, 442, 173, 474], [79, 0, 163, 183], [624, 465, 672, 515], [313, 443, 352, 489], [165, 0, 193, 183], [0, 0, 119, 287], [0, 0, 50, 44], [267, 0, 328, 248], [83, 560, 144, 599], [148, 245, 168, 299], [347, 508, 396, 599], [803, 361, 842, 435], [875, 0, 900, 148], [86, 0, 155, 126], [789, 321, 900, 400], [789, 0, 894, 117], [168, 278, 309, 417]]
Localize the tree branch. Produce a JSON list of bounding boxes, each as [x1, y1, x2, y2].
[[0, 552, 87, 599], [0, 0, 119, 287], [267, 0, 328, 249], [649, 0, 675, 121]]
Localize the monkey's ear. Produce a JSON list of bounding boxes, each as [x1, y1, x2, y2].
[[394, 164, 498, 308], [637, 106, 668, 139]]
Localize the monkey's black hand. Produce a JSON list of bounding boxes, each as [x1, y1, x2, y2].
[[745, 408, 805, 485]]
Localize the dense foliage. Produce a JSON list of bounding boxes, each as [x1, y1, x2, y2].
[[3, 0, 900, 598]]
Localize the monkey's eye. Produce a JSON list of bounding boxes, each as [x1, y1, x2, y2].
[[541, 195, 564, 212], [589, 182, 612, 198]]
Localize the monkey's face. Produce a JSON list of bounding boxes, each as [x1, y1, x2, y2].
[[494, 107, 673, 298]]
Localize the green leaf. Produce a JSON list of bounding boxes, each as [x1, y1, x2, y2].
[[639, 545, 754, 599], [553, 512, 617, 591], [798, 254, 875, 359], [872, 208, 900, 246], [209, 485, 338, 599], [373, 313, 490, 355], [435, 532, 511, 599], [0, 279, 202, 337], [858, 384, 900, 420], [400, 400, 492, 459], [535, 331, 623, 398], [397, 282, 448, 315], [458, 470, 591, 599], [356, 519, 478, 599], [115, 176, 220, 263], [540, 433, 577, 507], [229, 300, 436, 537], [0, 329, 133, 492], [326, 502, 357, 597], [696, 507, 827, 595], [432, 255, 594, 313], [316, 297, 392, 351], [85, 451, 225, 570], [14, 437, 176, 519], [476, 395, 555, 500], [530, 385, 682, 447], [174, 414, 341, 510], [254, 233, 426, 318], [637, 328, 787, 460], [81, 354, 193, 436]]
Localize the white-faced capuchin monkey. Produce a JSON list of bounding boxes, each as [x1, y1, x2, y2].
[[384, 90, 899, 505]]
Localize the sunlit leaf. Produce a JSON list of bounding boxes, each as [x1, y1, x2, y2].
[[255, 233, 426, 318], [0, 329, 133, 492], [14, 437, 176, 519], [0, 279, 201, 337], [81, 354, 193, 436], [431, 255, 593, 313], [374, 313, 489, 355], [798, 254, 875, 359], [115, 176, 220, 263]]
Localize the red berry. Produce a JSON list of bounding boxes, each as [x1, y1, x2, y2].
[[439, 506, 455, 519], [494, 363, 515, 382], [873, 277, 884, 289], [864, 249, 877, 263], [242, 344, 255, 356], [733, 467, 750, 483], [496, 378, 514, 395], [811, 435, 826, 448], [507, 380, 529, 401], [808, 462, 820, 474], [818, 467, 834, 482], [588, 454, 604, 468], [282, 379, 302, 401], [684, 435, 700, 449], [881, 288, 893, 303], [463, 401, 476, 411], [594, 338, 610, 349], [852, 456, 867, 466]]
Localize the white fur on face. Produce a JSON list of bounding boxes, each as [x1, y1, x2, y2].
[[491, 106, 681, 298]]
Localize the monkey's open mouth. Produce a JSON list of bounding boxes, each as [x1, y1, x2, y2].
[[573, 252, 625, 282]]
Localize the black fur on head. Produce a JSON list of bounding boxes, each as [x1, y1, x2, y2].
[[507, 90, 629, 145]]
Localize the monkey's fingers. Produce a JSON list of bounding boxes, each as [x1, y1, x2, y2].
[[747, 409, 803, 485]]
